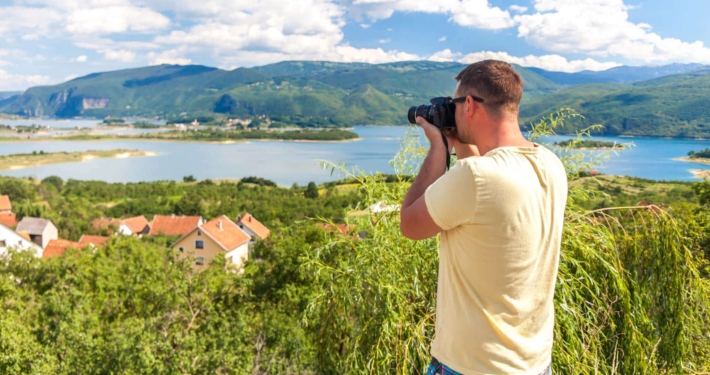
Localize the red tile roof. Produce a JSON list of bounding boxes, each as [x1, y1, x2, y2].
[[123, 215, 149, 234], [91, 217, 123, 231], [78, 235, 109, 248], [237, 213, 270, 239], [150, 215, 202, 236], [201, 215, 251, 251], [0, 195, 11, 212], [0, 212, 17, 228], [43, 239, 82, 258]]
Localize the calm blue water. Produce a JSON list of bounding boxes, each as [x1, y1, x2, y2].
[[1, 122, 709, 185]]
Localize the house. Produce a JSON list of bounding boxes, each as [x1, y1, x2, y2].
[[172, 215, 251, 269], [123, 215, 150, 235], [0, 195, 11, 213], [92, 218, 132, 235], [150, 214, 203, 237], [43, 239, 82, 258], [236, 213, 270, 241], [78, 235, 110, 248], [0, 212, 17, 228], [0, 222, 42, 257], [15, 217, 58, 249], [92, 215, 151, 236]]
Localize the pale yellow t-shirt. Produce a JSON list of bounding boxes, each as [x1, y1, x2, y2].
[[424, 144, 568, 375]]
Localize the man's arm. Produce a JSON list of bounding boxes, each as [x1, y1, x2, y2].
[[400, 118, 449, 240]]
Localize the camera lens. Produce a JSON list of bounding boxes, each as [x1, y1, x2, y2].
[[408, 105, 431, 124], [408, 106, 417, 124]]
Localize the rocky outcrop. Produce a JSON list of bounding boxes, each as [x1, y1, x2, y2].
[[82, 97, 110, 109]]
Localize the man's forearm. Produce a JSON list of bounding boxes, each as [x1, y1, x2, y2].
[[402, 143, 447, 210]]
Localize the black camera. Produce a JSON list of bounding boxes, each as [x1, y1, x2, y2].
[[407, 97, 457, 130]]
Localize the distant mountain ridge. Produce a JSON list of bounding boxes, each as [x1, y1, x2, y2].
[[3, 61, 710, 136], [520, 68, 710, 138], [527, 63, 706, 86], [1, 61, 560, 125]]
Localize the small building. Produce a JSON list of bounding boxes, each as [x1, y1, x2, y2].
[[91, 215, 150, 236], [43, 239, 82, 258], [150, 215, 204, 237], [123, 215, 150, 235], [78, 235, 110, 248], [0, 222, 42, 257], [92, 217, 132, 235], [0, 195, 12, 213], [173, 215, 251, 269], [0, 212, 18, 228], [236, 213, 270, 241], [15, 217, 58, 249]]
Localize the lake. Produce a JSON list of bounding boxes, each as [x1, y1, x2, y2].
[[1, 121, 710, 185]]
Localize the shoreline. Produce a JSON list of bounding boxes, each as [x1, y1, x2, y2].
[[0, 134, 363, 144], [690, 169, 710, 179], [673, 156, 710, 166], [0, 150, 157, 171]]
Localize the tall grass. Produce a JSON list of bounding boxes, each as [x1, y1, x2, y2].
[[303, 110, 710, 374]]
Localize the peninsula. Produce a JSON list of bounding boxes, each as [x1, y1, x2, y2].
[[0, 149, 156, 171], [554, 139, 626, 150], [0, 128, 360, 143]]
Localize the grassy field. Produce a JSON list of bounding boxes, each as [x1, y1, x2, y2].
[[0, 149, 156, 171], [570, 174, 697, 210]]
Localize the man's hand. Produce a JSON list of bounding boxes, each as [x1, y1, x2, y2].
[[416, 116, 455, 153]]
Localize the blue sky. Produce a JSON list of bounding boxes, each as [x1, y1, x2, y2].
[[1, 0, 710, 91]]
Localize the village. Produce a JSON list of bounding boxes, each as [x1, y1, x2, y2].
[[0, 193, 271, 270]]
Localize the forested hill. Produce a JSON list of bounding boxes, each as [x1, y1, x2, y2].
[[520, 67, 710, 138], [2, 61, 560, 124]]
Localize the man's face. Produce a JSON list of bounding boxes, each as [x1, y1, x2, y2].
[[453, 83, 474, 144]]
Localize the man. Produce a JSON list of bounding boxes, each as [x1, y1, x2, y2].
[[400, 60, 568, 375]]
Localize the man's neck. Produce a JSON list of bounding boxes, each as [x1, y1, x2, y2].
[[475, 119, 533, 156]]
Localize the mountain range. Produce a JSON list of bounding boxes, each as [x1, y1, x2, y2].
[[2, 61, 710, 137]]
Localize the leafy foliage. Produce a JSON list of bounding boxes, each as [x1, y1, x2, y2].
[[303, 112, 710, 374]]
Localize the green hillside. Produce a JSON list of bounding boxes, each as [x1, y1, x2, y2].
[[520, 70, 710, 137], [3, 61, 560, 125]]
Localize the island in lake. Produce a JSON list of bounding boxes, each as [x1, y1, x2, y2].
[[0, 149, 156, 171], [553, 139, 626, 150], [674, 148, 710, 178]]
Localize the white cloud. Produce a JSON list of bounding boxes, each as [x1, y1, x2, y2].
[[103, 50, 136, 62], [152, 0, 420, 66], [64, 74, 79, 82], [429, 49, 461, 62], [509, 5, 528, 13], [457, 50, 621, 72], [342, 0, 515, 30], [76, 55, 87, 62], [379, 39, 390, 44], [148, 49, 192, 65], [0, 69, 52, 91], [0, 6, 63, 37], [515, 0, 710, 64], [439, 36, 447, 42], [65, 6, 170, 35], [360, 23, 371, 28]]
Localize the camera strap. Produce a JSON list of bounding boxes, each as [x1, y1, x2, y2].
[[441, 132, 451, 171]]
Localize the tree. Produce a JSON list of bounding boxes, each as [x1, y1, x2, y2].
[[304, 182, 319, 199], [183, 175, 196, 183], [41, 175, 64, 190]]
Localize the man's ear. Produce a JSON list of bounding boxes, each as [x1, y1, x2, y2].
[[466, 95, 478, 118]]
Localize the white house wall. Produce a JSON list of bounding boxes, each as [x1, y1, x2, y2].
[[0, 225, 42, 257], [225, 243, 249, 269]]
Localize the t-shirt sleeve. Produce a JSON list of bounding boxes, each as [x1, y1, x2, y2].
[[424, 161, 477, 231]]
